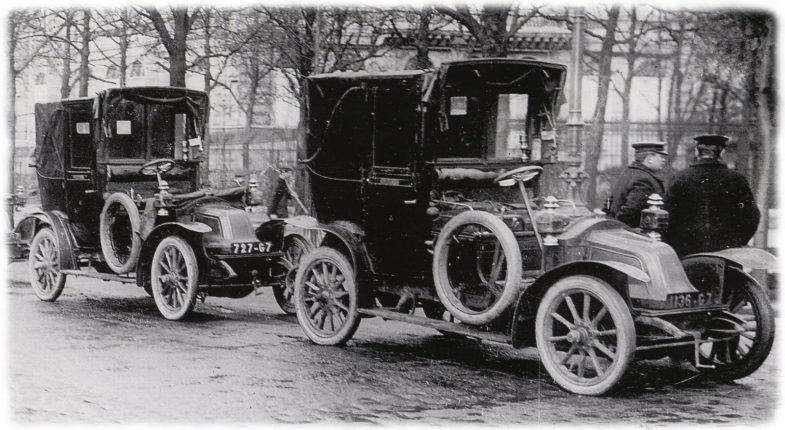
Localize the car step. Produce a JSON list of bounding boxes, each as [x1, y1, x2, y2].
[[358, 307, 512, 345], [61, 269, 137, 284]]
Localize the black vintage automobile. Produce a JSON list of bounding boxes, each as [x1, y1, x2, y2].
[[12, 87, 312, 320], [292, 58, 776, 395]]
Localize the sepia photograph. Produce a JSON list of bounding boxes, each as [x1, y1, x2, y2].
[[1, 0, 779, 425]]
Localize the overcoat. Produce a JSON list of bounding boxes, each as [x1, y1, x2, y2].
[[663, 158, 760, 256], [610, 162, 665, 228]]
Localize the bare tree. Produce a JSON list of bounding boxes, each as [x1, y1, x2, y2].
[[138, 6, 201, 87], [8, 9, 55, 192], [583, 5, 621, 208], [435, 2, 541, 57]]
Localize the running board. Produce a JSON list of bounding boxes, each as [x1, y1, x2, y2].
[[358, 307, 511, 344], [61, 269, 137, 284]]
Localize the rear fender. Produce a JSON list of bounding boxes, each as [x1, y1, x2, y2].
[[511, 261, 640, 348], [17, 211, 78, 270], [135, 222, 210, 287]]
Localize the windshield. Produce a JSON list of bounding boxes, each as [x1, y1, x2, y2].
[[431, 62, 562, 162], [103, 90, 206, 161]]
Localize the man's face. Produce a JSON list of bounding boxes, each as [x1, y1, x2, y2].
[[644, 153, 668, 172]]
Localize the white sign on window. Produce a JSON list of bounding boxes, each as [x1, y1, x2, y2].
[[450, 96, 467, 115], [76, 122, 90, 134], [116, 120, 132, 135]]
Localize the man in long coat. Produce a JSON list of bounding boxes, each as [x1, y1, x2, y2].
[[610, 142, 669, 227], [663, 135, 760, 257]]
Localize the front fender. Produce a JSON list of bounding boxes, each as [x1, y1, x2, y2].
[[511, 261, 638, 348], [684, 248, 777, 272], [313, 221, 374, 276], [135, 221, 210, 287]]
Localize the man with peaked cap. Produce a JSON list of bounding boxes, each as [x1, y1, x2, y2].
[[663, 134, 759, 256], [610, 141, 669, 227]]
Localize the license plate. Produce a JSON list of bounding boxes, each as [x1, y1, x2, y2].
[[231, 242, 272, 254], [666, 291, 722, 309]]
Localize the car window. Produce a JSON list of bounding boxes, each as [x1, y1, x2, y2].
[[106, 101, 145, 159], [69, 112, 93, 168]]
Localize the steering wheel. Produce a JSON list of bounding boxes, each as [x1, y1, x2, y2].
[[139, 159, 176, 176], [494, 165, 543, 184]]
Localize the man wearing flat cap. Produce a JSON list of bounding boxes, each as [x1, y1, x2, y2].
[[610, 141, 669, 227], [663, 135, 760, 256]]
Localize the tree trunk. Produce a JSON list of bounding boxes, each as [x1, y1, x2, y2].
[[753, 18, 774, 250], [78, 10, 91, 97], [8, 18, 18, 193], [60, 17, 73, 99], [201, 10, 213, 185], [170, 8, 188, 87], [119, 9, 129, 87], [414, 8, 432, 68], [584, 6, 620, 209]]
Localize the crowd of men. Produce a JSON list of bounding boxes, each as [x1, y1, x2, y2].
[[609, 134, 760, 256]]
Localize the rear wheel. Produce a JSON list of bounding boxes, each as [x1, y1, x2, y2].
[[535, 276, 635, 396], [698, 268, 774, 380], [293, 247, 360, 346], [29, 228, 67, 301], [151, 236, 199, 320], [272, 234, 314, 314]]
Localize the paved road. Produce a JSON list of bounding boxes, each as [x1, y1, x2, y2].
[[4, 261, 779, 425]]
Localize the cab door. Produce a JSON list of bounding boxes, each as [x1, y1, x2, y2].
[[363, 86, 430, 276], [64, 108, 101, 245]]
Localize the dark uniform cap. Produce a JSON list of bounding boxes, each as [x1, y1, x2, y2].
[[693, 134, 728, 148], [632, 141, 668, 155]]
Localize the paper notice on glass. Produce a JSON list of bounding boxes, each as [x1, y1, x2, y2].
[[188, 136, 203, 147], [116, 120, 132, 135], [450, 96, 467, 115]]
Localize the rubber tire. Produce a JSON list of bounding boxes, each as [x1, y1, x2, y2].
[[150, 236, 199, 321], [432, 210, 522, 326], [535, 276, 636, 396], [293, 247, 360, 346], [99, 193, 142, 274], [28, 227, 67, 302], [699, 267, 775, 381], [272, 234, 314, 314]]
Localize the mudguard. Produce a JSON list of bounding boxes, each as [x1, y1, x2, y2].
[[135, 221, 211, 287], [312, 221, 375, 276], [15, 211, 78, 270], [283, 215, 319, 230], [511, 260, 642, 348], [683, 248, 777, 272]]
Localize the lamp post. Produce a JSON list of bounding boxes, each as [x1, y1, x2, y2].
[[561, 6, 589, 209]]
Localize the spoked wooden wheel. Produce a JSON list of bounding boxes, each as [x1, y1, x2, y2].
[[293, 247, 360, 346], [272, 234, 313, 314], [698, 267, 774, 380], [535, 276, 635, 396], [150, 236, 199, 321], [432, 211, 522, 326], [28, 228, 67, 301]]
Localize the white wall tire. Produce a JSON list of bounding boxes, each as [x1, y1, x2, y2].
[[99, 193, 142, 274], [293, 247, 360, 346], [150, 236, 199, 321], [28, 227, 67, 301], [432, 210, 522, 325], [535, 275, 636, 396]]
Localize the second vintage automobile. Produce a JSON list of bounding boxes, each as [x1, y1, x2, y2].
[[292, 58, 776, 395], [13, 86, 313, 320]]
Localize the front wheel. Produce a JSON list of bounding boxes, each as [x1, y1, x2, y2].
[[535, 276, 636, 396], [698, 267, 775, 380], [28, 227, 67, 301], [150, 236, 199, 321], [272, 234, 314, 314], [293, 247, 360, 346]]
